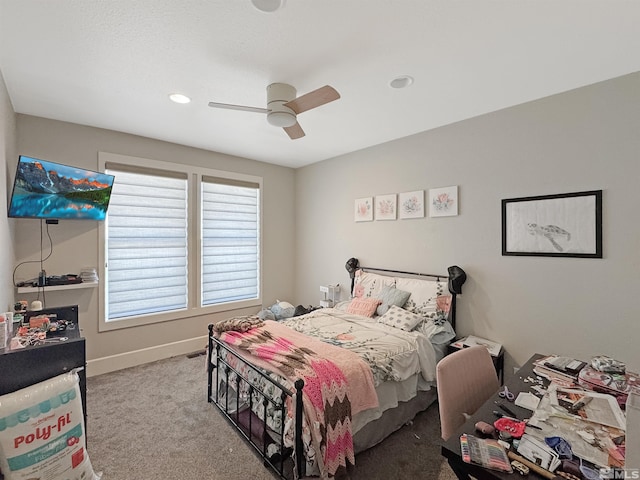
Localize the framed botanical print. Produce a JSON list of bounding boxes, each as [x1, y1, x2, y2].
[[354, 197, 373, 222], [375, 194, 397, 220], [398, 190, 424, 219]]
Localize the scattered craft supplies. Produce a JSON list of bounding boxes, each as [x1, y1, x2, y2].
[[460, 433, 512, 473], [552, 388, 626, 430], [527, 383, 626, 469], [517, 434, 562, 472], [590, 355, 626, 374], [515, 392, 541, 411], [0, 372, 102, 480], [578, 366, 640, 406]]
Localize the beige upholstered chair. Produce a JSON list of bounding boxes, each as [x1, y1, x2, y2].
[[436, 345, 500, 441]]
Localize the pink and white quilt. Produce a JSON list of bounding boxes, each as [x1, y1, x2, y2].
[[219, 319, 378, 479]]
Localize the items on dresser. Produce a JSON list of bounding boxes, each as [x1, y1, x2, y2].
[[0, 305, 87, 431]]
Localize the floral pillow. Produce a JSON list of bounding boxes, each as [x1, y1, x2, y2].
[[353, 269, 396, 298], [376, 285, 411, 315], [395, 277, 447, 317], [377, 305, 424, 331], [346, 297, 381, 317], [434, 294, 453, 324]]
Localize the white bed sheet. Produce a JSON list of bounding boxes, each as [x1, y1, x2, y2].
[[281, 308, 438, 385], [352, 373, 434, 434]]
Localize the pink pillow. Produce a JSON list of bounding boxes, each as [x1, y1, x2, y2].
[[347, 297, 381, 317], [436, 295, 452, 314]]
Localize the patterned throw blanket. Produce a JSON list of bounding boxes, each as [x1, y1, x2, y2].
[[220, 319, 378, 479]]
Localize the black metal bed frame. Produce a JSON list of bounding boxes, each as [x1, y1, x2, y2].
[[350, 260, 466, 330], [207, 326, 305, 478], [207, 258, 467, 479]]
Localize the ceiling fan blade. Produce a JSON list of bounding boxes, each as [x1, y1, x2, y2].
[[207, 101, 268, 114], [284, 85, 340, 115], [283, 122, 305, 140]]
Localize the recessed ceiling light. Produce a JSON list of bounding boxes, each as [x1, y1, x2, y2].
[[169, 93, 191, 104], [389, 76, 414, 89], [251, 0, 285, 13]]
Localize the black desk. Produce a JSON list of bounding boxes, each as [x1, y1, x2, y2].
[[441, 353, 545, 480]]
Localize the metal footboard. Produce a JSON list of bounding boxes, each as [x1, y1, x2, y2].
[[207, 324, 304, 479]]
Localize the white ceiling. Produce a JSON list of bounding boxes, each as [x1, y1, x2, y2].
[[1, 1, 639, 169]]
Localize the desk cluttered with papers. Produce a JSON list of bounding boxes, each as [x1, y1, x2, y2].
[[441, 353, 638, 480]]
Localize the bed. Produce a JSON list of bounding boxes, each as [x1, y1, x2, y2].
[[206, 258, 467, 479]]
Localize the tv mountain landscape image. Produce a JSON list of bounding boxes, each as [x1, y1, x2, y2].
[[9, 157, 114, 220]]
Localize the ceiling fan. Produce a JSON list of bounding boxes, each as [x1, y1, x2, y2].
[[208, 83, 340, 140]]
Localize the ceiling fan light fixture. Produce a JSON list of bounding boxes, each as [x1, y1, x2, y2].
[[267, 110, 296, 128], [389, 75, 414, 89], [169, 93, 191, 104], [251, 0, 285, 13]]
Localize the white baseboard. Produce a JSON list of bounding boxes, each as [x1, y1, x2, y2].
[[86, 335, 208, 377]]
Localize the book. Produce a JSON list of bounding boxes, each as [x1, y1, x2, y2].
[[460, 434, 512, 473], [543, 356, 586, 376], [533, 355, 585, 383]]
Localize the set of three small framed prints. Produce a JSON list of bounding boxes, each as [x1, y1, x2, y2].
[[355, 186, 458, 222]]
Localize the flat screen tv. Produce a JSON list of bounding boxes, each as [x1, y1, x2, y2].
[[7, 155, 115, 220]]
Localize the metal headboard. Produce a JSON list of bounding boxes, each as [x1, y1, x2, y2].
[[344, 257, 467, 329]]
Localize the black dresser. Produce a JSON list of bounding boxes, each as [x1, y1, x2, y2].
[[0, 305, 87, 421]]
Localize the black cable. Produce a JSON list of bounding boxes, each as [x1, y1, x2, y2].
[[39, 218, 44, 301], [12, 220, 54, 288]]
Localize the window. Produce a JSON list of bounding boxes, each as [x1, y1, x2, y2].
[[201, 177, 260, 306], [104, 166, 188, 320], [99, 152, 261, 331]]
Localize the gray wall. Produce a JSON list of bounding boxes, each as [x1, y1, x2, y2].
[[13, 115, 296, 363], [0, 70, 17, 314], [7, 72, 640, 375], [295, 72, 640, 373]]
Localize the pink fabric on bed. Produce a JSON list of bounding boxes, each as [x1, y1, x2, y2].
[[221, 320, 378, 478]]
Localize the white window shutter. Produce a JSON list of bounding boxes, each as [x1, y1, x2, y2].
[[105, 167, 188, 320], [201, 178, 260, 306]]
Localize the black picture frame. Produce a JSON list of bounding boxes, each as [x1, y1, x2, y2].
[[502, 190, 602, 258]]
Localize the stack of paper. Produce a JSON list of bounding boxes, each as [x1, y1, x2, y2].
[[533, 355, 581, 385], [452, 335, 502, 357]]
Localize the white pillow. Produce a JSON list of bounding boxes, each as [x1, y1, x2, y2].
[[394, 277, 447, 317], [353, 269, 396, 298], [377, 305, 423, 331]]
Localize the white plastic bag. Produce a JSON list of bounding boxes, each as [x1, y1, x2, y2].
[[0, 372, 100, 480]]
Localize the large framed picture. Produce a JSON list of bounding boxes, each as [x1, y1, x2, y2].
[[502, 190, 602, 258]]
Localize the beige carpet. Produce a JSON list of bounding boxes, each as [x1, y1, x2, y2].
[[86, 353, 457, 480]]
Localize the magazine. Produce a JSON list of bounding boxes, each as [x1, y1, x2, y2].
[[527, 384, 626, 469], [552, 388, 626, 430]]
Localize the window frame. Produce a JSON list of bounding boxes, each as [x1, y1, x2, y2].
[[98, 152, 262, 332]]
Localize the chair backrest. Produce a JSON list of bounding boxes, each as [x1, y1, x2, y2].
[[436, 345, 500, 441]]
